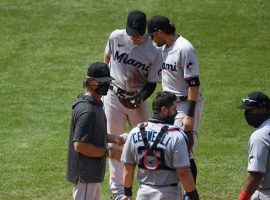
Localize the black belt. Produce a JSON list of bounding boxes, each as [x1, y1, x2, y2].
[[109, 85, 137, 96], [177, 96, 188, 101], [140, 182, 178, 187]]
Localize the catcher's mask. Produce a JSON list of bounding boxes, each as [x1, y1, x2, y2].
[[139, 123, 168, 171]]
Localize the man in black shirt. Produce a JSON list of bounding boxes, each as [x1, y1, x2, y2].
[[67, 62, 127, 200]]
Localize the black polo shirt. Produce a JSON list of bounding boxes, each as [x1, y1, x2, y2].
[[66, 93, 107, 183]]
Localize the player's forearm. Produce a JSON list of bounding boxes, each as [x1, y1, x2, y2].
[[239, 172, 263, 199], [104, 54, 110, 65], [188, 86, 199, 102], [74, 141, 105, 157], [107, 134, 118, 143], [123, 164, 135, 188], [177, 167, 196, 192]]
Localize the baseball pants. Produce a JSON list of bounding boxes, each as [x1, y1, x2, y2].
[[251, 189, 270, 200], [174, 94, 204, 156], [136, 184, 182, 200], [73, 182, 101, 200], [103, 89, 149, 196]]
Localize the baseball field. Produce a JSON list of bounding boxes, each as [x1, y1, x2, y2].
[[1, 0, 270, 199]]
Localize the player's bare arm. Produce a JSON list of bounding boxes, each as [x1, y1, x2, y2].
[[74, 141, 107, 157], [123, 164, 135, 200], [177, 167, 200, 200], [107, 133, 128, 146], [103, 54, 110, 65], [183, 84, 200, 132], [238, 172, 264, 200], [74, 141, 122, 162]]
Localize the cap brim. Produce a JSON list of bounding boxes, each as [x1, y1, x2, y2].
[[93, 77, 114, 83], [126, 26, 142, 36], [237, 104, 254, 109]]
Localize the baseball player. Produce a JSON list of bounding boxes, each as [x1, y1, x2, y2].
[[103, 10, 162, 198], [237, 91, 270, 200], [147, 16, 204, 182], [121, 91, 199, 200]]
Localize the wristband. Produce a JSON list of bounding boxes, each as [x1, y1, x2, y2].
[[124, 187, 132, 196], [186, 188, 199, 200], [238, 189, 251, 200], [186, 100, 196, 117]]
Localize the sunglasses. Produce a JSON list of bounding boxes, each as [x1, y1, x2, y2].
[[242, 98, 265, 107]]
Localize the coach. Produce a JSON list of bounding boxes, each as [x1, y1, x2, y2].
[[66, 62, 126, 200]]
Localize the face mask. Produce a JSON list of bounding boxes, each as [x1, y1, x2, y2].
[[163, 116, 175, 125], [95, 82, 110, 95], [244, 110, 270, 128], [151, 114, 176, 125]]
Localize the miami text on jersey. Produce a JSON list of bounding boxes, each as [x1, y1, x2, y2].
[[132, 131, 171, 147], [113, 51, 151, 71], [162, 62, 177, 72]]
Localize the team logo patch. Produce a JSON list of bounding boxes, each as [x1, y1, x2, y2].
[[248, 155, 254, 164], [187, 61, 193, 70]]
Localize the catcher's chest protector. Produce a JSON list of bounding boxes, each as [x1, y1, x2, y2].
[[138, 123, 174, 171]]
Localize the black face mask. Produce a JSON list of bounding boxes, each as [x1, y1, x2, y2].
[[244, 110, 270, 128], [95, 82, 110, 95], [151, 113, 176, 125]]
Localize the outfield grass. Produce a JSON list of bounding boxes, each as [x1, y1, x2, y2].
[[1, 0, 270, 199]]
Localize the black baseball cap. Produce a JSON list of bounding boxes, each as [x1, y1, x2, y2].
[[126, 10, 146, 36], [87, 62, 114, 83], [238, 91, 270, 109], [147, 15, 174, 34]]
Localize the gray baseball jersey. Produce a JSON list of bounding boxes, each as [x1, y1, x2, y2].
[[247, 118, 270, 189], [161, 35, 200, 97], [121, 122, 190, 185], [105, 29, 162, 92]]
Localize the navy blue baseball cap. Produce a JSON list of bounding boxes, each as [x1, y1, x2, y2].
[[126, 10, 146, 36], [238, 91, 270, 109], [87, 62, 114, 83], [147, 15, 175, 34]]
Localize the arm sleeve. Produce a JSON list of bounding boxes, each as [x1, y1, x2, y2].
[[247, 135, 270, 173], [173, 132, 190, 168], [140, 82, 156, 101], [147, 48, 162, 83], [121, 132, 136, 164], [180, 47, 200, 79], [73, 111, 95, 143]]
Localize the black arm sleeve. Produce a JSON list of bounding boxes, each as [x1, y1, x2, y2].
[[140, 83, 157, 101]]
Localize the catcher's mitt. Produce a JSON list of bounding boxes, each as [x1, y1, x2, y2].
[[117, 92, 142, 109]]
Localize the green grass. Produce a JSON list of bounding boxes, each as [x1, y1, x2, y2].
[[1, 0, 270, 199]]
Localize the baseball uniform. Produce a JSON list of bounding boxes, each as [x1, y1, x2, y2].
[[161, 35, 204, 154], [121, 122, 190, 200], [104, 29, 162, 196], [248, 118, 270, 200]]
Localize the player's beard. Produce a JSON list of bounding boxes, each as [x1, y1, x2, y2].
[[164, 110, 177, 125]]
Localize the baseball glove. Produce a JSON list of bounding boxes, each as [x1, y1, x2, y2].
[[117, 92, 142, 109]]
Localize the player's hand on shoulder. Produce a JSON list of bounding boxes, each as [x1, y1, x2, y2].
[[109, 146, 122, 162], [183, 115, 194, 132], [119, 133, 129, 146]]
